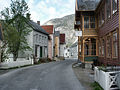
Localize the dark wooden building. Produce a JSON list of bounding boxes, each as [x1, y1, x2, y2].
[[75, 0, 120, 65]]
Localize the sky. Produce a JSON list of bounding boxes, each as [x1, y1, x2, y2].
[[0, 0, 75, 24]]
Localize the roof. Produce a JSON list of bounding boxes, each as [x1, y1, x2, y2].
[[28, 20, 49, 35], [41, 25, 54, 34], [60, 34, 65, 44], [76, 0, 100, 11], [0, 26, 3, 41]]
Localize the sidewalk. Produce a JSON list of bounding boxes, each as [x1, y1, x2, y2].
[[73, 64, 94, 90], [0, 70, 10, 75]]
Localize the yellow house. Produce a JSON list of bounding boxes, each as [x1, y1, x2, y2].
[[54, 31, 60, 57]]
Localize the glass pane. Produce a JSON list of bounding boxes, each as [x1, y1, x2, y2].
[[113, 42, 118, 57], [101, 6, 105, 24], [84, 17, 89, 28], [90, 17, 95, 22], [112, 0, 117, 14], [90, 23, 95, 28], [106, 0, 111, 18]]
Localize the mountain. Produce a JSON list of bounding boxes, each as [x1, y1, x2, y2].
[[44, 14, 77, 46]]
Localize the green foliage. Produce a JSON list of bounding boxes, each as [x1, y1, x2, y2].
[[1, 0, 31, 61], [91, 82, 103, 90], [98, 64, 107, 72]]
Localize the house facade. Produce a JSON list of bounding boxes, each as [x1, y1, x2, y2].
[[54, 31, 60, 57], [0, 20, 49, 68], [60, 34, 66, 57], [27, 21, 49, 60], [41, 25, 55, 59], [75, 0, 120, 65], [69, 41, 78, 59]]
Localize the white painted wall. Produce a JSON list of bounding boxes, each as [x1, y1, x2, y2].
[[69, 45, 78, 59], [33, 31, 48, 58], [64, 48, 70, 58], [60, 44, 66, 57]]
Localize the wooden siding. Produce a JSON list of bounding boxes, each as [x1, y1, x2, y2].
[[98, 12, 119, 37], [83, 29, 98, 36], [97, 0, 120, 65]]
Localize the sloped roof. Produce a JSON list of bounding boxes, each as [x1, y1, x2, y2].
[[28, 20, 49, 35], [0, 27, 3, 41], [77, 0, 100, 11], [41, 25, 54, 34], [60, 34, 65, 44]]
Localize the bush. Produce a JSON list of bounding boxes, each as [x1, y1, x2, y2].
[[36, 58, 53, 64], [91, 82, 103, 90]]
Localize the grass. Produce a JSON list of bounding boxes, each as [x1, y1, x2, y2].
[[91, 82, 103, 90]]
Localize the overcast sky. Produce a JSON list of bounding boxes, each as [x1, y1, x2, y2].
[[0, 0, 75, 24]]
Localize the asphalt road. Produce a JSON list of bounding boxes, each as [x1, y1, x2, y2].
[[0, 60, 85, 90]]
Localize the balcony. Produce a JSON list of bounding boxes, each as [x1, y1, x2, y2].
[[83, 29, 98, 36]]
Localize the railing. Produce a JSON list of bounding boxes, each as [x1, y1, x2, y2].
[[94, 67, 120, 90], [83, 29, 97, 36]]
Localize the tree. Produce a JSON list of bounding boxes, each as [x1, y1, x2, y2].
[[1, 0, 31, 61]]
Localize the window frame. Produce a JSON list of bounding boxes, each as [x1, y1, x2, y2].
[[84, 16, 95, 29], [99, 38, 102, 56], [112, 0, 118, 15], [106, 0, 111, 19], [112, 30, 118, 58], [106, 34, 111, 58]]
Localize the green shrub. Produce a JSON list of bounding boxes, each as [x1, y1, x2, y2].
[[91, 82, 103, 90]]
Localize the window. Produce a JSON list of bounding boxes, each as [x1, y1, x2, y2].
[[84, 38, 96, 56], [106, 0, 111, 19], [90, 17, 95, 28], [91, 38, 96, 55], [98, 12, 101, 27], [84, 17, 89, 28], [84, 16, 95, 28], [45, 37, 47, 44], [99, 39, 102, 56], [101, 6, 105, 24], [42, 36, 44, 44], [112, 0, 117, 14], [112, 31, 118, 57], [101, 39, 104, 56], [36, 34, 38, 43], [106, 35, 111, 58], [39, 35, 41, 43]]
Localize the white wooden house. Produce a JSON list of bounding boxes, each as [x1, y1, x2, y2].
[[0, 20, 49, 68]]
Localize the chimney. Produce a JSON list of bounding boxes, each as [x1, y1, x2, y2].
[[37, 21, 40, 25]]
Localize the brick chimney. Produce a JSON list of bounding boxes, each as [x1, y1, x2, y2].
[[37, 21, 40, 25]]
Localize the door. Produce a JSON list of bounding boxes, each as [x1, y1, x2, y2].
[[40, 47, 42, 58]]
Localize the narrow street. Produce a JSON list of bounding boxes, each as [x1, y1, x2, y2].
[[0, 60, 85, 90]]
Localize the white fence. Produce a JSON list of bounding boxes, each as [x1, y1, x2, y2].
[[94, 67, 120, 90], [0, 58, 33, 69]]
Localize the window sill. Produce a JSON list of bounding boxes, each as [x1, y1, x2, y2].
[[112, 57, 118, 59]]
